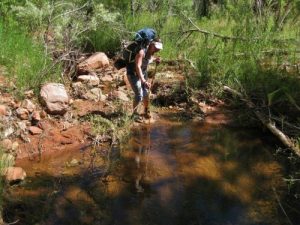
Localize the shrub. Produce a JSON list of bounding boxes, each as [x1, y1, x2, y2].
[[0, 21, 61, 93]]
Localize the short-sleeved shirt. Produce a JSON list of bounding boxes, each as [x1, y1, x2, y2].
[[126, 48, 151, 77]]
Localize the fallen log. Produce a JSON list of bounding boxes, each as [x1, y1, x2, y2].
[[224, 85, 300, 157]]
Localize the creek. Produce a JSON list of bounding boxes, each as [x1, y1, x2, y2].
[[4, 110, 294, 225]]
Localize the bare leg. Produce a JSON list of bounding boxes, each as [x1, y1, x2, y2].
[[143, 97, 149, 112]]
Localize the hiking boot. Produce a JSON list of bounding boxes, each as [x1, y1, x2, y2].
[[144, 110, 151, 119], [131, 113, 143, 123]]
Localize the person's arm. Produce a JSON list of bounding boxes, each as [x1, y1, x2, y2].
[[135, 49, 150, 88]]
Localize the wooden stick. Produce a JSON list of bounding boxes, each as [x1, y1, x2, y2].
[[272, 187, 294, 225]]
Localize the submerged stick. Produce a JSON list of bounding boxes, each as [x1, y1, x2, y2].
[[272, 187, 294, 225], [224, 85, 300, 157]]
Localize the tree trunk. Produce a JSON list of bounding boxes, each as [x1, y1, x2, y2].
[[193, 0, 210, 17], [130, 0, 135, 16], [253, 0, 265, 17]]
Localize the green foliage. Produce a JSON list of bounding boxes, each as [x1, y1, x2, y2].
[[10, 0, 121, 51], [89, 101, 132, 143], [268, 88, 300, 111], [86, 25, 122, 53], [0, 22, 61, 92], [11, 0, 51, 31], [90, 115, 116, 136]]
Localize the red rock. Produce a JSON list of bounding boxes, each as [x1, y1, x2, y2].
[[100, 74, 113, 82], [16, 107, 29, 120], [0, 104, 7, 116], [21, 99, 36, 112], [37, 121, 51, 131], [110, 90, 129, 102], [32, 111, 41, 121], [60, 138, 73, 145], [77, 52, 109, 74], [28, 126, 43, 135], [40, 83, 69, 115], [4, 167, 26, 183], [77, 75, 100, 86], [17, 121, 27, 131], [12, 142, 19, 151], [40, 110, 47, 118], [10, 100, 21, 109]]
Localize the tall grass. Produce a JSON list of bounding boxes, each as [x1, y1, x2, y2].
[[0, 21, 61, 93], [111, 2, 300, 137]]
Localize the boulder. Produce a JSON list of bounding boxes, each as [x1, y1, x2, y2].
[[77, 52, 109, 74], [40, 83, 69, 115]]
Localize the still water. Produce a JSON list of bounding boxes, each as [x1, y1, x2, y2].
[[7, 114, 287, 225]]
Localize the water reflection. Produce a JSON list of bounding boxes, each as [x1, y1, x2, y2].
[[114, 122, 284, 225], [8, 119, 288, 225]]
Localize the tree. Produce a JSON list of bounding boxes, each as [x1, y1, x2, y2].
[[193, 0, 210, 17]]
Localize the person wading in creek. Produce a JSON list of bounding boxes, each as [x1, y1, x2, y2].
[[126, 37, 163, 122]]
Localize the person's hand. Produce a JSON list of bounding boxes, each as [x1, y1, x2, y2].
[[155, 57, 161, 65], [142, 80, 151, 89]]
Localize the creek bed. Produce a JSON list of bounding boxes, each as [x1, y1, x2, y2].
[[4, 111, 293, 225]]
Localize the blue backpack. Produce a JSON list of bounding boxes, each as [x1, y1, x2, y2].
[[114, 28, 156, 70], [134, 28, 156, 46]]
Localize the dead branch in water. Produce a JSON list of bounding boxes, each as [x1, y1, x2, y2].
[[223, 85, 300, 157], [272, 187, 294, 225]]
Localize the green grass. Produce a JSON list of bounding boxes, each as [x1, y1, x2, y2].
[[118, 4, 300, 141], [88, 99, 132, 144], [0, 21, 61, 94], [86, 25, 122, 54]]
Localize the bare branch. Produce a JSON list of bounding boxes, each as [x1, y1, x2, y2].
[[51, 2, 89, 22]]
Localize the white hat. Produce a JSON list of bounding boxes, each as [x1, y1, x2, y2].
[[153, 41, 163, 50]]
